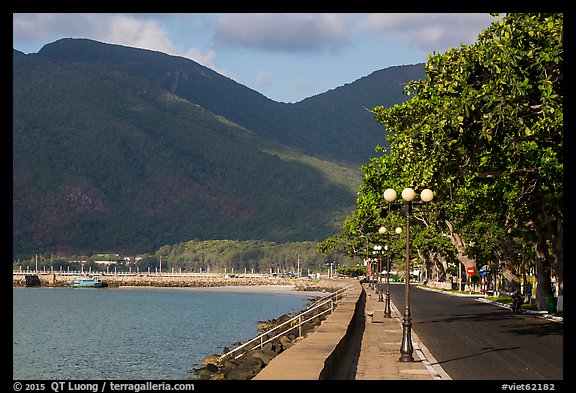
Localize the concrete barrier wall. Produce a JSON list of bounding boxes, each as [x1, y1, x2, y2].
[[12, 274, 350, 292], [253, 280, 364, 380]]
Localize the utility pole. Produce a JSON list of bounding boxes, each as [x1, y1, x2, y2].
[[297, 254, 300, 278]]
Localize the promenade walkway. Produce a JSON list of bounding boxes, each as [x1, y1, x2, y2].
[[334, 282, 450, 380], [255, 280, 450, 380]]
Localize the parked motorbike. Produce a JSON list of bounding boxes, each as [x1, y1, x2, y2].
[[511, 291, 524, 312]]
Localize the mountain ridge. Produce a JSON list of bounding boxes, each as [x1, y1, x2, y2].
[[37, 38, 425, 166], [13, 38, 425, 257]]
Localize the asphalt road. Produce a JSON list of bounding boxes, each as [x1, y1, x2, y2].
[[388, 283, 563, 380]]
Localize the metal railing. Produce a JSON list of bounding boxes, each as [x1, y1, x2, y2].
[[219, 284, 354, 361]]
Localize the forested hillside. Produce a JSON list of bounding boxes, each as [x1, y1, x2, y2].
[[13, 39, 424, 258], [13, 50, 355, 256], [38, 38, 425, 166], [140, 239, 354, 274]]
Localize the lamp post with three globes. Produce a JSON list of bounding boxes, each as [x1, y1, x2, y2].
[[383, 187, 434, 362], [378, 225, 403, 318]]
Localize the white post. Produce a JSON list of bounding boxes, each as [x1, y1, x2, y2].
[[297, 254, 300, 278]]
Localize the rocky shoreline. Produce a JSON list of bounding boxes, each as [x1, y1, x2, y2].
[[14, 272, 349, 380], [189, 294, 335, 380]]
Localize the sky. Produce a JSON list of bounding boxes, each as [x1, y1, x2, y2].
[[13, 13, 499, 104]]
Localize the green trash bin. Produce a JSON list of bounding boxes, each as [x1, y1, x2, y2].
[[546, 297, 557, 313]]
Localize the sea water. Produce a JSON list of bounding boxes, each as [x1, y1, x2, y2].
[[13, 286, 319, 380]]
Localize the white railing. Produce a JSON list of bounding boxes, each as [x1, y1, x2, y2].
[[12, 270, 272, 278], [219, 284, 353, 361]]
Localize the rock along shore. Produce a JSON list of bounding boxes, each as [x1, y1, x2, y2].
[[189, 286, 341, 380]]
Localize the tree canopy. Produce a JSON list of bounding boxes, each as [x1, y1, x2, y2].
[[320, 13, 563, 311]]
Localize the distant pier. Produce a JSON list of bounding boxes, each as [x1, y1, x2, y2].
[[12, 271, 348, 292]]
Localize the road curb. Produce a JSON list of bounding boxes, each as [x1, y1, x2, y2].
[[475, 297, 563, 322], [389, 300, 452, 380], [419, 285, 563, 323]]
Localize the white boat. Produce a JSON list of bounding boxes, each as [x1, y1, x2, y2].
[[68, 276, 105, 288]]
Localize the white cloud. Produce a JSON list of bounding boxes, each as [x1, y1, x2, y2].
[[13, 13, 182, 55], [12, 12, 499, 104], [255, 72, 272, 88], [214, 13, 350, 52], [13, 13, 104, 43], [13, 13, 234, 80], [183, 47, 230, 77], [104, 15, 231, 77], [105, 15, 179, 54], [292, 78, 314, 94], [358, 13, 496, 54]]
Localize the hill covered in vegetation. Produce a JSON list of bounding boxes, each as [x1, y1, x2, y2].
[[13, 40, 424, 258]]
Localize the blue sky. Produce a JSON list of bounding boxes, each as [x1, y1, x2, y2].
[[13, 13, 498, 103]]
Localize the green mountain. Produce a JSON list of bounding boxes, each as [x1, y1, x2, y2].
[[13, 40, 424, 257], [38, 38, 424, 166]]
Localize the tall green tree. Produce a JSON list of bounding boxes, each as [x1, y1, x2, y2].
[[324, 13, 563, 311]]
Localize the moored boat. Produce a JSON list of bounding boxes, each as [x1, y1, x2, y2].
[[68, 277, 105, 288]]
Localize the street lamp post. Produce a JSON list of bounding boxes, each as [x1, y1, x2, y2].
[[379, 226, 402, 318], [373, 258, 378, 293], [373, 245, 383, 302], [367, 257, 376, 290], [384, 187, 434, 362]]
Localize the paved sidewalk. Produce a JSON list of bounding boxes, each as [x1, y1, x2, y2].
[[336, 283, 450, 380]]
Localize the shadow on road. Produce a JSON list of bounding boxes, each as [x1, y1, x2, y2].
[[430, 346, 522, 367], [502, 321, 563, 337]]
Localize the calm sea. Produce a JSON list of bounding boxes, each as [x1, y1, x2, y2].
[[13, 286, 319, 380]]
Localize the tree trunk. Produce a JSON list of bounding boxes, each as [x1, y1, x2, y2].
[[534, 236, 553, 312], [443, 219, 475, 269], [417, 249, 431, 281], [535, 210, 562, 312], [550, 219, 563, 311], [431, 249, 448, 282]]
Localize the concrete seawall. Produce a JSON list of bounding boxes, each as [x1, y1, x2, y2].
[[253, 280, 364, 380]]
